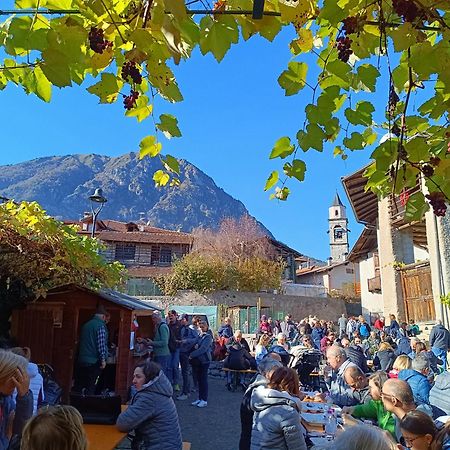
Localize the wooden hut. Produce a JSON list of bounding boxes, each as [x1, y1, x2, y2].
[[10, 284, 161, 401]]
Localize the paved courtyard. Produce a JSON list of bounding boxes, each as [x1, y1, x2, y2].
[[115, 375, 244, 450]]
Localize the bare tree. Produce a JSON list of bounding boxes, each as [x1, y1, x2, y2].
[[192, 215, 273, 263]]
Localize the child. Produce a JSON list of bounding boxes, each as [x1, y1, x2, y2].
[[20, 405, 87, 450]]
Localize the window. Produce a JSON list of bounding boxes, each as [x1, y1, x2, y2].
[[115, 243, 136, 260], [334, 226, 344, 240], [160, 246, 172, 265], [335, 209, 338, 216], [346, 268, 354, 274]]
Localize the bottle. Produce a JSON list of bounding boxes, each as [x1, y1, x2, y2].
[[324, 408, 337, 437], [325, 392, 333, 405]]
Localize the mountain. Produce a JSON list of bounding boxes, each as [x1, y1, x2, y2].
[[0, 152, 273, 235]]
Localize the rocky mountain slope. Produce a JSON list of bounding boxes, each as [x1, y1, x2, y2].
[[0, 152, 272, 234]]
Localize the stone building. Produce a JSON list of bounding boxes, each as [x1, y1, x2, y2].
[[343, 166, 449, 326]]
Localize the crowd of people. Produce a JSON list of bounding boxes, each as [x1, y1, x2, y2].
[[2, 308, 450, 450], [234, 312, 450, 450]]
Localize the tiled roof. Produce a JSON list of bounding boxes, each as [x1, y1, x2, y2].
[[127, 266, 173, 277], [97, 231, 192, 244], [296, 261, 350, 276]]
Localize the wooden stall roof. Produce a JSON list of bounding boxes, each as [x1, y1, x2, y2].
[[45, 285, 162, 311], [342, 165, 378, 226]]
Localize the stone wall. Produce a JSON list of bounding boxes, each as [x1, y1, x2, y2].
[[144, 290, 356, 322]]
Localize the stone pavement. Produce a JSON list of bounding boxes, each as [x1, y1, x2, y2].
[[115, 364, 250, 450]]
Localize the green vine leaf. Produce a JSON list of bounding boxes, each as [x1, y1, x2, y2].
[[139, 135, 162, 159], [283, 159, 306, 182], [156, 114, 182, 138], [270, 137, 295, 159], [153, 169, 170, 187], [87, 73, 121, 104], [264, 170, 279, 191], [278, 61, 308, 96]]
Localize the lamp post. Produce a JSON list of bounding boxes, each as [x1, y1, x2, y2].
[[88, 188, 107, 238]]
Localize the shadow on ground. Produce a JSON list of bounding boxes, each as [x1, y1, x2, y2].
[[115, 377, 244, 450]]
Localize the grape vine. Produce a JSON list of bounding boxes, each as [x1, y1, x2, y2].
[[0, 0, 448, 218]]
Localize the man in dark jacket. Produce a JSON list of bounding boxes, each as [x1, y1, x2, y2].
[[429, 320, 450, 370], [167, 310, 182, 390], [239, 356, 282, 450], [74, 305, 108, 394], [341, 337, 368, 373], [177, 314, 199, 401]]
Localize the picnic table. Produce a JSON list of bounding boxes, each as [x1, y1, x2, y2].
[[300, 399, 343, 447]]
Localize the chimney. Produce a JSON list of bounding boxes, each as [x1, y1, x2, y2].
[[343, 252, 348, 261], [327, 257, 333, 266], [83, 211, 91, 218], [139, 212, 146, 222]]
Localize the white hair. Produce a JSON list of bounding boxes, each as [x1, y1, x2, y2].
[[322, 425, 396, 450]]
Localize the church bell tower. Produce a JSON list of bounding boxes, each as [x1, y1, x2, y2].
[[328, 192, 349, 263]]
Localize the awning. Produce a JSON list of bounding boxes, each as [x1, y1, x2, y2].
[[342, 165, 378, 225]]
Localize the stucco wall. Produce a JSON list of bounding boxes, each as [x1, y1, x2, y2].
[[359, 256, 383, 318], [147, 290, 354, 322]]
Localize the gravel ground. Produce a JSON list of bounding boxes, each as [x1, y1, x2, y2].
[[115, 372, 249, 450]]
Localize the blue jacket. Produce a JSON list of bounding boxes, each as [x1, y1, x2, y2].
[[398, 369, 431, 405], [311, 328, 323, 350], [218, 324, 233, 339], [179, 325, 199, 354], [189, 331, 213, 364], [430, 324, 450, 351]]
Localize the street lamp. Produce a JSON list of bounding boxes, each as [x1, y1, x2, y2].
[[88, 188, 107, 238]]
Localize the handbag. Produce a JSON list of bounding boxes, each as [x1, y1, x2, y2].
[[70, 392, 121, 425]]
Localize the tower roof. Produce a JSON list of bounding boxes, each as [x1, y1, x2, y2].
[[331, 192, 344, 207]]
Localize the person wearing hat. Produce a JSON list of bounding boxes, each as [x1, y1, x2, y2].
[[177, 314, 199, 400], [74, 305, 109, 394]]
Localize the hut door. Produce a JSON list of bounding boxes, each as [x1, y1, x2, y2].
[[17, 309, 54, 364]]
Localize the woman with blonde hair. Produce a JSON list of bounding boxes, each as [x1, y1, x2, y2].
[[374, 342, 396, 371], [255, 334, 271, 365], [389, 354, 412, 378], [0, 350, 32, 450], [250, 366, 307, 449], [20, 405, 87, 450]]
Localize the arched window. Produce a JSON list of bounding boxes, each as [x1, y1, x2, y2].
[[334, 225, 344, 240]]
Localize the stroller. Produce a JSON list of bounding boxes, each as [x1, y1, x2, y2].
[[289, 346, 323, 390]]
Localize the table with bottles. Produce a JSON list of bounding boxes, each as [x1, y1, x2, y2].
[[300, 399, 343, 446]]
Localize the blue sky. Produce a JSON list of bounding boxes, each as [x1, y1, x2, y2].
[[0, 16, 377, 261]]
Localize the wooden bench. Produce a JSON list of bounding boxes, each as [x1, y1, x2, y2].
[[222, 368, 257, 392]]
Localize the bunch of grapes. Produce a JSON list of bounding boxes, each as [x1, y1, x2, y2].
[[429, 157, 441, 167], [387, 85, 400, 117], [123, 90, 139, 110], [88, 27, 112, 54], [336, 37, 353, 62], [425, 192, 447, 217], [392, 0, 421, 23], [121, 61, 142, 85], [421, 164, 435, 177], [342, 16, 358, 35]]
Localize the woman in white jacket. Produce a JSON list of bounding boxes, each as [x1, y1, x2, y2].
[[250, 366, 307, 450]]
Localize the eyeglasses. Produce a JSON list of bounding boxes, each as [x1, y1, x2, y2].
[[400, 435, 424, 448]]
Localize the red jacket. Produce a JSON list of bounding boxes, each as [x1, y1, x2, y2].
[[374, 319, 385, 330]]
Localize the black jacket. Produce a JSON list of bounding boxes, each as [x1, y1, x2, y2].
[[345, 345, 368, 373], [374, 350, 396, 371], [224, 345, 256, 370]]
